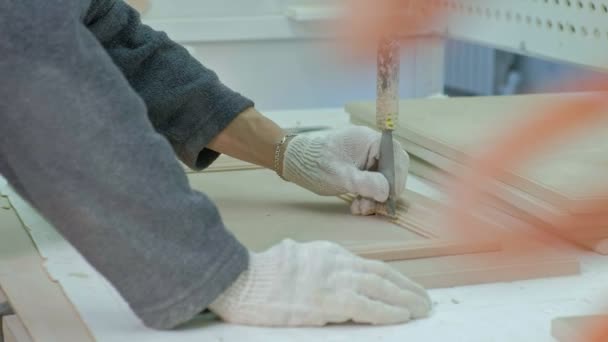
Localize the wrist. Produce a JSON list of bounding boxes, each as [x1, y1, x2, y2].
[[209, 245, 286, 319], [208, 107, 286, 170]]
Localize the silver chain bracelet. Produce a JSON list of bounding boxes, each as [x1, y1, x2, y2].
[[274, 134, 296, 180]]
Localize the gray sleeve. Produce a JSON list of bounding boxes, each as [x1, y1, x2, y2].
[[0, 1, 248, 330], [85, 0, 255, 170]]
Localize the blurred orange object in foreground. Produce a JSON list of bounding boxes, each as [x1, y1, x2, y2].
[[340, 2, 608, 339], [337, 0, 445, 58], [444, 80, 608, 341], [590, 319, 608, 342]]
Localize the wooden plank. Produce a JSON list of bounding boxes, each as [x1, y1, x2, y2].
[[552, 315, 608, 342], [396, 230, 580, 289], [0, 203, 43, 277], [2, 316, 32, 342], [0, 274, 94, 342], [188, 169, 500, 261], [0, 207, 94, 342], [355, 238, 499, 262], [346, 93, 608, 214]]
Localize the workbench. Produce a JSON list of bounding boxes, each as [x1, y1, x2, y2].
[[1, 108, 606, 342]]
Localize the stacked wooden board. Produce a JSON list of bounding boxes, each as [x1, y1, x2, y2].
[[346, 93, 608, 254], [552, 315, 608, 342]]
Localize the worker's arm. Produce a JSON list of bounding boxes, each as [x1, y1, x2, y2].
[[0, 2, 248, 330], [85, 0, 254, 170], [1, 1, 429, 331], [207, 107, 285, 169], [206, 107, 411, 216], [84, 0, 411, 214]]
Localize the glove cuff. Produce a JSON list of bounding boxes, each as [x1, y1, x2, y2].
[[208, 242, 289, 318], [282, 134, 325, 187]]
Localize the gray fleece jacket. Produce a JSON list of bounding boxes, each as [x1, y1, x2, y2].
[[0, 0, 252, 329]]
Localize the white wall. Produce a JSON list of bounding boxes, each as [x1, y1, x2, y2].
[[142, 0, 340, 19], [138, 0, 445, 111], [184, 39, 443, 111]]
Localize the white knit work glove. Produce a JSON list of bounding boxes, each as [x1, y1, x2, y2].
[[208, 239, 431, 326], [282, 126, 410, 216]]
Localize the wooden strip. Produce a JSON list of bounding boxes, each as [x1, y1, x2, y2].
[[372, 218, 435, 239], [409, 155, 452, 186], [406, 254, 579, 289], [0, 274, 94, 342], [552, 315, 608, 342], [0, 205, 43, 277], [337, 194, 439, 239], [2, 316, 33, 342], [395, 232, 581, 289], [181, 155, 263, 174], [199, 165, 261, 173], [0, 207, 94, 342], [350, 238, 498, 262], [393, 218, 438, 239]]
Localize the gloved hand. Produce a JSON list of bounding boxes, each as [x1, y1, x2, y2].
[[282, 126, 409, 215], [208, 239, 431, 326]]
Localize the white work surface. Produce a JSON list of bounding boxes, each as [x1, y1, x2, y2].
[[2, 108, 607, 342]]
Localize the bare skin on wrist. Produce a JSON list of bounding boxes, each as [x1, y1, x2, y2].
[[207, 107, 286, 170]]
